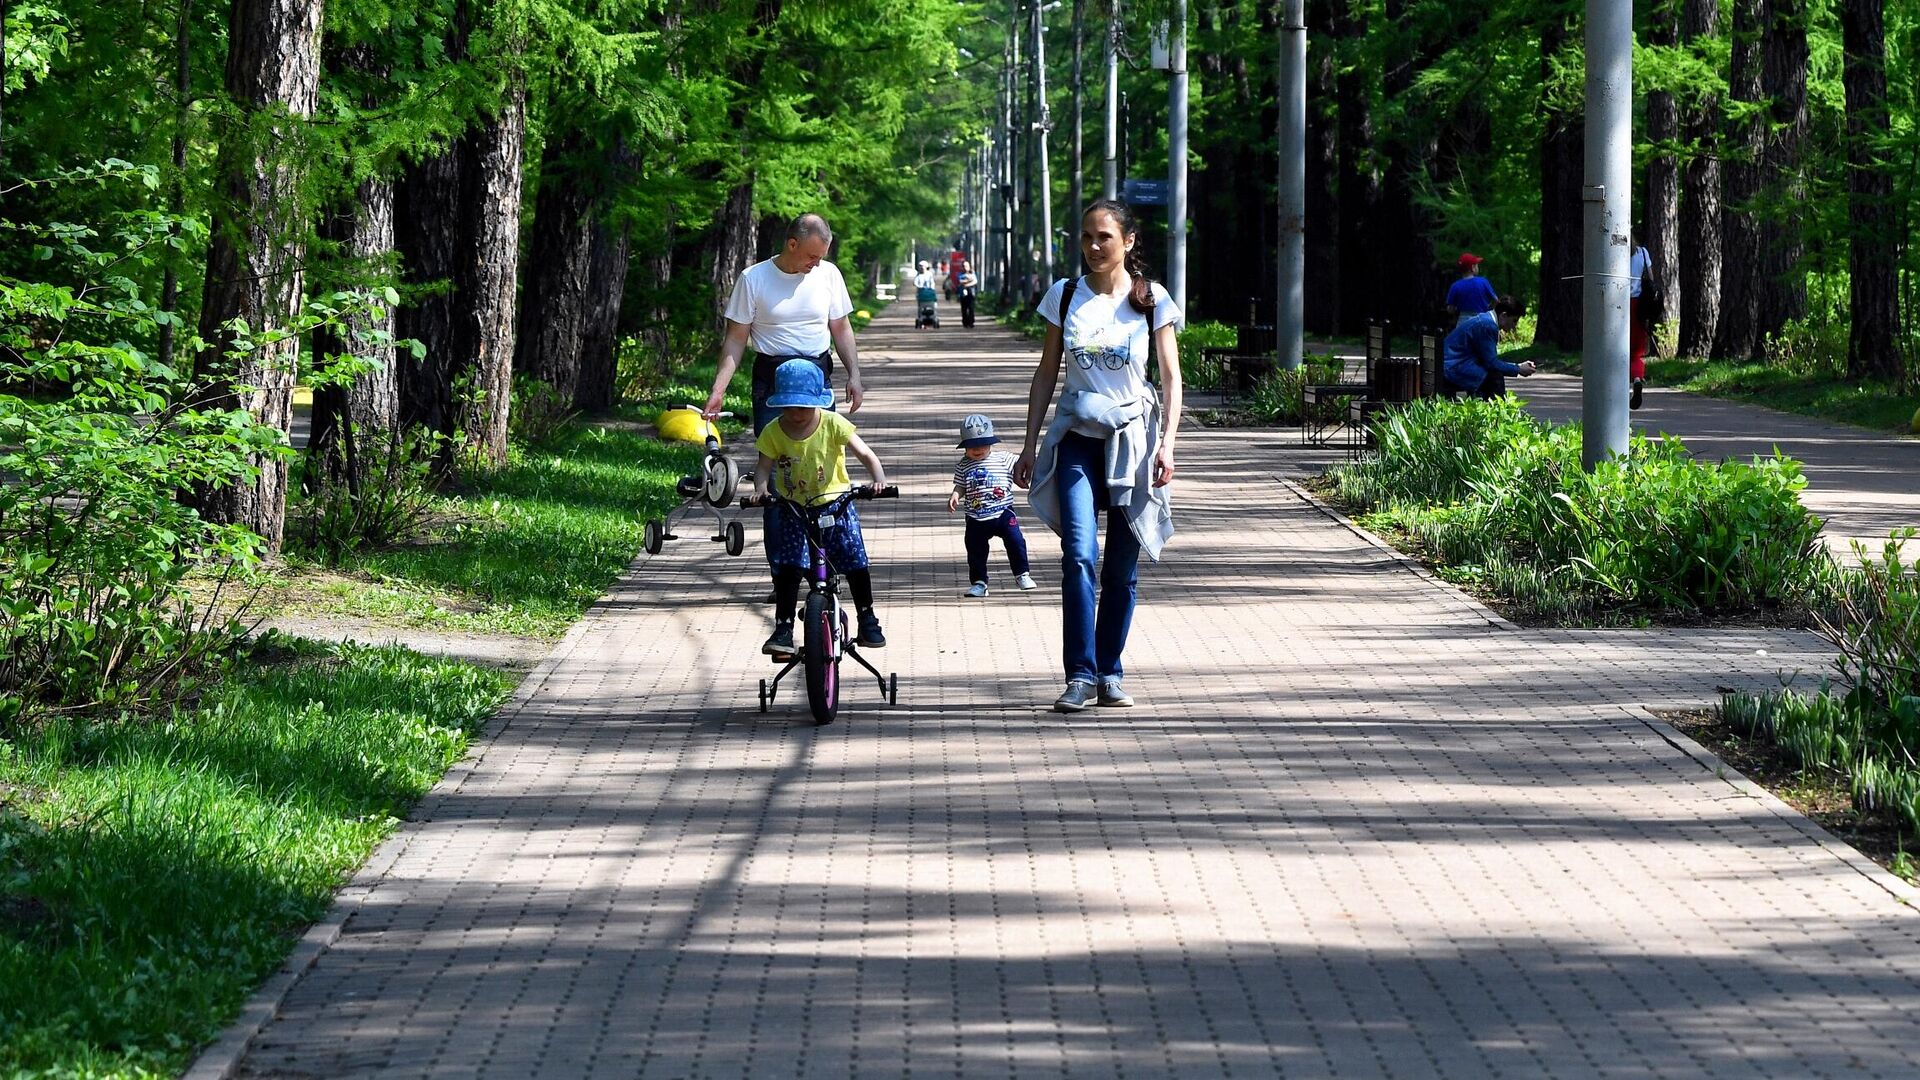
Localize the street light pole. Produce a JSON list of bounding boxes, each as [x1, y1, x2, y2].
[[1071, 0, 1085, 229], [1034, 0, 1057, 286], [1103, 0, 1119, 199], [1275, 0, 1306, 370], [1582, 0, 1632, 468], [1168, 0, 1188, 313]]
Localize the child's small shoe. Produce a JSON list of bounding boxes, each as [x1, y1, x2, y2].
[[966, 581, 989, 598], [762, 620, 795, 657], [1016, 573, 1037, 590], [856, 610, 886, 648]]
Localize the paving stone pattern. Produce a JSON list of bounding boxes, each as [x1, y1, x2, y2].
[[234, 300, 1920, 1079]]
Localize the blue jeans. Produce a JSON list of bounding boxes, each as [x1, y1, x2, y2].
[[1055, 432, 1141, 684]]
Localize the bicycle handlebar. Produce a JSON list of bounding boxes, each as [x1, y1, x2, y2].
[[667, 403, 734, 419], [740, 484, 897, 510]]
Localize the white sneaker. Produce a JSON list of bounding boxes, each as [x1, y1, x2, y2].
[[1016, 573, 1038, 590], [965, 581, 988, 598]]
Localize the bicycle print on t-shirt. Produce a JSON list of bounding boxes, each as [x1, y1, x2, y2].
[[1064, 324, 1132, 372]]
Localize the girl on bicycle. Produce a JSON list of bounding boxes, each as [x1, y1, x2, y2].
[[1013, 199, 1182, 713], [753, 359, 891, 657]]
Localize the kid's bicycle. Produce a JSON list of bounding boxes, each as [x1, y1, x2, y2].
[[741, 484, 900, 725], [643, 405, 749, 558]]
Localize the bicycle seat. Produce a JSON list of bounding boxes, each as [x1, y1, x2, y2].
[[676, 475, 704, 499]]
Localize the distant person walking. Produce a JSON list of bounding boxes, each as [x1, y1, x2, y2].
[[1013, 199, 1181, 714], [956, 262, 979, 328], [703, 213, 865, 434], [1629, 235, 1654, 410], [1445, 252, 1499, 326]]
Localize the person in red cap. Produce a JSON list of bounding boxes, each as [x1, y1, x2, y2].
[[1445, 252, 1499, 326]]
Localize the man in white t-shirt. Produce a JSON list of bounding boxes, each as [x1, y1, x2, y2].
[[703, 213, 866, 435]]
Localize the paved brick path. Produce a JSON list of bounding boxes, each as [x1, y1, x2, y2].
[[228, 301, 1920, 1079]]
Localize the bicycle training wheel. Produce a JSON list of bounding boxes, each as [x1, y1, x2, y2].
[[724, 520, 745, 556], [643, 519, 664, 555], [803, 590, 840, 726]]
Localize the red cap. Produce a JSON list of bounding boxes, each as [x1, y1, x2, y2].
[[1457, 252, 1483, 268]]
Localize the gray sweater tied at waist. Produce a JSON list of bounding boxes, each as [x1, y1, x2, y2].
[[1027, 388, 1175, 563]]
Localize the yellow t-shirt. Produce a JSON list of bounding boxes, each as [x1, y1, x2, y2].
[[756, 411, 856, 506]]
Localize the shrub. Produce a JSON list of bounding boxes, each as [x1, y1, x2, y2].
[[291, 426, 444, 564], [1329, 397, 1829, 617], [1243, 367, 1307, 425], [1, 202, 282, 724], [507, 375, 578, 448]]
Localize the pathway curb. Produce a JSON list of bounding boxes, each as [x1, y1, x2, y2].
[[1276, 475, 1520, 631], [180, 602, 610, 1080]]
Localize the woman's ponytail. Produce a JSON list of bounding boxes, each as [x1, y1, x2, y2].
[[1085, 197, 1157, 317]]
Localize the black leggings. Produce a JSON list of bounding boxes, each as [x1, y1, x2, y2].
[[774, 566, 874, 622]]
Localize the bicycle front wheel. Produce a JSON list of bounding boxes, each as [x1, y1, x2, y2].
[[803, 589, 840, 725]]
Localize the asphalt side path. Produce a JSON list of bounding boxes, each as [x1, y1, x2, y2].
[[216, 297, 1920, 1079]]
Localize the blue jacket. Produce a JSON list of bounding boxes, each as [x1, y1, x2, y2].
[[1442, 313, 1519, 393]]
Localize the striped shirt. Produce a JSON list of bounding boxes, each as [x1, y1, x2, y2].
[[953, 451, 1017, 521]]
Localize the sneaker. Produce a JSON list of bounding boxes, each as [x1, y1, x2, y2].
[[1054, 680, 1096, 713], [762, 620, 794, 656], [1097, 678, 1134, 707], [1630, 378, 1645, 411], [965, 581, 989, 598], [856, 610, 887, 648], [1015, 573, 1038, 591]]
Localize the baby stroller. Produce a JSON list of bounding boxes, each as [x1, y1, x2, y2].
[[642, 406, 750, 557], [915, 285, 940, 329]]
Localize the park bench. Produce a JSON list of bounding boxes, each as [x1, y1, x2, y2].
[[874, 282, 897, 302], [1301, 319, 1387, 447], [1343, 324, 1443, 453], [1195, 322, 1278, 404]]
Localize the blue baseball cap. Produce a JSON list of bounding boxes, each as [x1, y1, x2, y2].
[[957, 414, 999, 448], [765, 359, 834, 409]]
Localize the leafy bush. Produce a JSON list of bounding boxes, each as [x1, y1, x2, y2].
[[1243, 367, 1307, 424], [507, 375, 578, 448], [1332, 397, 1830, 618], [1, 203, 282, 724], [291, 426, 444, 564]]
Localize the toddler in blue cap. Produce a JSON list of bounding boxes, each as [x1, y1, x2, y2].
[[751, 358, 890, 656], [948, 414, 1035, 597]]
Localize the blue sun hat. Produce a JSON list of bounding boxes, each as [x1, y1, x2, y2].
[[765, 358, 834, 409], [957, 413, 999, 448]]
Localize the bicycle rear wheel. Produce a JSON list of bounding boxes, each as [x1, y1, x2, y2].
[[803, 589, 840, 725]]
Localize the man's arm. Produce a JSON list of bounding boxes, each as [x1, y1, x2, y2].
[[705, 320, 752, 419], [829, 315, 863, 414]]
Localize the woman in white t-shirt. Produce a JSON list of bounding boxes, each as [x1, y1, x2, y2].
[[1012, 199, 1184, 713]]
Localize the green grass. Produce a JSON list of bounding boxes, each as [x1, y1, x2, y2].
[[0, 641, 515, 1077], [1643, 357, 1920, 435], [1528, 346, 1919, 436], [284, 359, 757, 639]]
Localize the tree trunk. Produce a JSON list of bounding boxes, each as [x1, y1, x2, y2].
[[1841, 0, 1901, 383], [396, 146, 463, 437], [1304, 0, 1340, 336], [157, 0, 194, 371], [1536, 13, 1585, 352], [1757, 0, 1808, 341], [459, 74, 525, 468], [514, 134, 598, 401], [1677, 0, 1722, 357], [708, 178, 757, 328], [309, 174, 399, 486], [190, 0, 323, 549], [1332, 0, 1375, 335], [1646, 0, 1681, 356], [575, 217, 632, 412], [1715, 0, 1767, 361]]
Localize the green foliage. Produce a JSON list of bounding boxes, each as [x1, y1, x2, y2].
[[0, 642, 513, 1077], [506, 375, 579, 449], [0, 207, 271, 724], [301, 423, 699, 638], [1332, 396, 1831, 619], [292, 426, 445, 565]]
